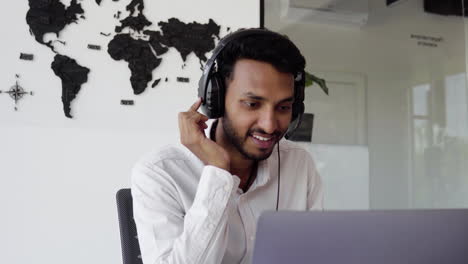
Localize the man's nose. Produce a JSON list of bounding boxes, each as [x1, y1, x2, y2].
[[257, 108, 277, 134]]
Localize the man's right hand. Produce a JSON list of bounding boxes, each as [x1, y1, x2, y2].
[[178, 98, 230, 171]]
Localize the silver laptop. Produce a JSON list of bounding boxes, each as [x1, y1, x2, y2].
[[252, 210, 468, 264]]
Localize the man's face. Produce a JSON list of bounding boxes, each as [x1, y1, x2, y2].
[[221, 59, 295, 161]]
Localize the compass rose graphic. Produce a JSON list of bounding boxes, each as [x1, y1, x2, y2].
[[0, 80, 34, 111]]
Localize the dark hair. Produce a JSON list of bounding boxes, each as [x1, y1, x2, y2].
[[216, 29, 306, 84]]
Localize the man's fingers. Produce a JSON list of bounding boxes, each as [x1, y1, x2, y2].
[[179, 111, 208, 128], [185, 110, 208, 123], [179, 99, 209, 145], [194, 112, 209, 122], [198, 121, 208, 130], [179, 111, 208, 132], [189, 98, 203, 112]]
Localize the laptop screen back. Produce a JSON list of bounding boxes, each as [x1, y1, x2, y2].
[[252, 210, 468, 264]]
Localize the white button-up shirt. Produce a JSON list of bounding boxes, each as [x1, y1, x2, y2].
[[132, 127, 323, 264]]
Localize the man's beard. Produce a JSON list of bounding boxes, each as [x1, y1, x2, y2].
[[222, 112, 283, 161]]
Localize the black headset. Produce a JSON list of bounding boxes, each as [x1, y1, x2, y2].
[[197, 28, 305, 139]]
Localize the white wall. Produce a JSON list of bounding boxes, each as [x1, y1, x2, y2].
[[266, 0, 467, 209], [1, 126, 159, 264]]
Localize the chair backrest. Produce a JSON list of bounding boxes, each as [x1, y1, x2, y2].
[[116, 188, 143, 264]]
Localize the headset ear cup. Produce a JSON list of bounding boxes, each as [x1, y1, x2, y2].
[[205, 72, 225, 118], [286, 72, 305, 139], [284, 114, 302, 139]]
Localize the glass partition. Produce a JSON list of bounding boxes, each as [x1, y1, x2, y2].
[[266, 0, 468, 209]]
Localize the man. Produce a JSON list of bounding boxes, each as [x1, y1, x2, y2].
[[131, 28, 323, 264]]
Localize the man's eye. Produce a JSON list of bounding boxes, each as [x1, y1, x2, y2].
[[244, 102, 258, 108], [279, 105, 292, 111]]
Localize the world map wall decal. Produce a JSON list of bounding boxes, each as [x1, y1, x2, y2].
[[25, 0, 225, 118]]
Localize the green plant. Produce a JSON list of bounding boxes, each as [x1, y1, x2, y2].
[[305, 71, 329, 95]]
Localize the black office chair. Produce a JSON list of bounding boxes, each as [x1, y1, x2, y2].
[[116, 188, 143, 264]]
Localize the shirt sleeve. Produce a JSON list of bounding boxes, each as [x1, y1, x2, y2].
[[131, 161, 240, 264], [305, 153, 324, 210]]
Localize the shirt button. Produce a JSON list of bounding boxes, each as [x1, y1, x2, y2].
[[250, 236, 255, 241]]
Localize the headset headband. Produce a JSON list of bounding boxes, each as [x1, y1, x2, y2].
[[200, 29, 296, 100]]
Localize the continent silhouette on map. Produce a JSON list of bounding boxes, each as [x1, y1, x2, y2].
[[145, 18, 221, 65], [115, 0, 151, 33], [51, 55, 90, 118], [106, 0, 221, 95], [26, 0, 91, 118], [96, 0, 121, 6], [108, 34, 162, 95], [26, 0, 84, 50], [115, 13, 152, 33], [126, 0, 144, 14]]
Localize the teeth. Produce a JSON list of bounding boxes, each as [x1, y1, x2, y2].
[[253, 135, 271, 141]]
